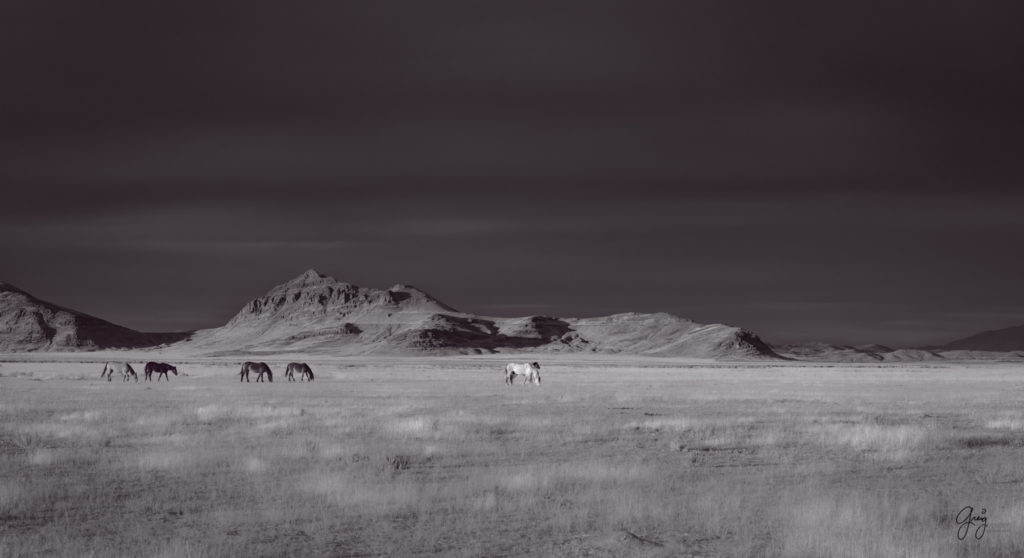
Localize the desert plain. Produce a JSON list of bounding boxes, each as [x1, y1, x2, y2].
[[2, 353, 1023, 557]]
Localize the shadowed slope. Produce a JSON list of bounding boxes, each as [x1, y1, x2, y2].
[[0, 282, 190, 351], [932, 325, 1024, 352]]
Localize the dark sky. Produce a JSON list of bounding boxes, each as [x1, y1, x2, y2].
[[3, 1, 1024, 346]]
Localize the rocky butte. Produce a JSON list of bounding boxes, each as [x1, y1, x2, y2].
[[176, 270, 781, 358]]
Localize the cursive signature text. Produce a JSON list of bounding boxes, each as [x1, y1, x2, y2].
[[956, 506, 987, 540]]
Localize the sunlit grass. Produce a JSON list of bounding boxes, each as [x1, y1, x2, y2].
[[1, 359, 1023, 556]]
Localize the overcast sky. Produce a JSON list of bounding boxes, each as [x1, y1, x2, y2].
[[3, 1, 1024, 346]]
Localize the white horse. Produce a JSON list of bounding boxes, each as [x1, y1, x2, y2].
[[505, 362, 541, 386], [101, 362, 137, 382]]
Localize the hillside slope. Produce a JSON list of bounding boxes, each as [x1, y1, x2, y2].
[[0, 282, 189, 351], [933, 325, 1024, 352]]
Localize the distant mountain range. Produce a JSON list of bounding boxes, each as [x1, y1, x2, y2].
[[1, 270, 1022, 361]]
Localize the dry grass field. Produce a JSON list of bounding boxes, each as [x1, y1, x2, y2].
[[2, 355, 1024, 557]]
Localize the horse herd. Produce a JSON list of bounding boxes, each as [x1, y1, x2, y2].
[[99, 361, 315, 383], [100, 361, 177, 382], [238, 362, 315, 382], [100, 361, 542, 385]]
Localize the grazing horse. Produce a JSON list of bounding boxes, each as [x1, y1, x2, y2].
[[239, 361, 273, 383], [285, 362, 314, 382], [101, 362, 137, 382], [144, 362, 178, 382], [505, 362, 541, 386]]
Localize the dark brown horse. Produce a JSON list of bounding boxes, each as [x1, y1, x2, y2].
[[285, 362, 314, 382], [144, 362, 178, 382], [239, 362, 273, 383]]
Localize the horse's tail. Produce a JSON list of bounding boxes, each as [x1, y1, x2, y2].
[[126, 364, 136, 374]]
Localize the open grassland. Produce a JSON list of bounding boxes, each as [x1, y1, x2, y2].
[[1, 356, 1024, 557]]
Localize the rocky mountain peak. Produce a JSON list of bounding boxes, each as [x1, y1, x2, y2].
[[282, 269, 333, 287], [227, 271, 455, 325]]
